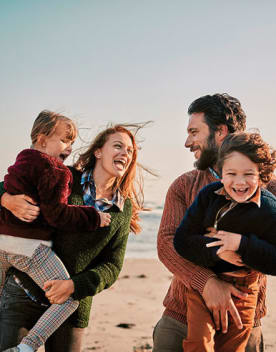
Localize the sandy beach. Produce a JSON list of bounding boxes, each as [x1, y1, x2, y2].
[[38, 258, 276, 352]]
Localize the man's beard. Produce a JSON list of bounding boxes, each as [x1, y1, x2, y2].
[[194, 133, 219, 171]]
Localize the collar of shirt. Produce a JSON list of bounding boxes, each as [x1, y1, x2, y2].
[[215, 186, 261, 208], [208, 167, 220, 180], [81, 169, 124, 212]]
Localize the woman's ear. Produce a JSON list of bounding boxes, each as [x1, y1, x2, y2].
[[94, 149, 102, 159]]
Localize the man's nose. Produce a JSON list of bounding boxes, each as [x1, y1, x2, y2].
[[185, 135, 192, 148]]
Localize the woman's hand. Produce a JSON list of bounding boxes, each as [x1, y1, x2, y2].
[[99, 212, 111, 227], [1, 193, 40, 222], [206, 230, 242, 254], [217, 250, 244, 266], [43, 279, 75, 304]]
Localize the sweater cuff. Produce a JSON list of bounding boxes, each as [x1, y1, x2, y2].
[[190, 268, 216, 295], [71, 275, 96, 301]]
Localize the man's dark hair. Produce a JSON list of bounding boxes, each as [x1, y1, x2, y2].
[[188, 93, 246, 133]]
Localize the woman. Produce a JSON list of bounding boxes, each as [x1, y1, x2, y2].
[[0, 123, 147, 352]]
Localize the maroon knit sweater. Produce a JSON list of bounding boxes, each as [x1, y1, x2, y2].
[[0, 149, 100, 240], [158, 168, 276, 325]]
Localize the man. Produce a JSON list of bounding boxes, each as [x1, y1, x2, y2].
[[153, 93, 275, 352]]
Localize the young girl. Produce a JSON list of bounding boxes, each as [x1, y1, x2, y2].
[[174, 132, 276, 352], [0, 110, 111, 352], [0, 122, 146, 352]]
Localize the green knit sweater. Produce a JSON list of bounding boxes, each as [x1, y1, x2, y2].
[[0, 167, 132, 328]]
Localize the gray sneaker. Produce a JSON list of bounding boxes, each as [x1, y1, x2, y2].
[[3, 347, 20, 352]]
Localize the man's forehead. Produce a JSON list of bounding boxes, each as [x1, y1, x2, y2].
[[187, 112, 206, 130]]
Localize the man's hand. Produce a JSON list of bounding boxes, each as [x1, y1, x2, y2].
[[1, 193, 40, 222], [202, 276, 247, 333], [43, 279, 75, 304]]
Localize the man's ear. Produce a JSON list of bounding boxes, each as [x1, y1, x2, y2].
[[216, 124, 228, 145]]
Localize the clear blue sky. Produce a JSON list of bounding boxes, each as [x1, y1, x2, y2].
[[1, 0, 276, 204]]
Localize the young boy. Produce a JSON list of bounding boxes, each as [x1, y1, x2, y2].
[[174, 132, 276, 352]]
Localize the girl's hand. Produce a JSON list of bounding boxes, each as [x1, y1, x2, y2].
[[99, 212, 111, 227], [217, 250, 244, 266], [206, 230, 242, 254], [1, 193, 40, 222], [43, 279, 75, 304]]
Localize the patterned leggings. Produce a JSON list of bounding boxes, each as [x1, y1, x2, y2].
[[0, 243, 79, 350]]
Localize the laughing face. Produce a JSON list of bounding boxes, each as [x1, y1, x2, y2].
[[221, 151, 260, 203], [94, 132, 134, 178], [185, 112, 219, 170], [41, 121, 75, 163]]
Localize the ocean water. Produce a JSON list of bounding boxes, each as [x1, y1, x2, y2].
[[125, 202, 163, 258]]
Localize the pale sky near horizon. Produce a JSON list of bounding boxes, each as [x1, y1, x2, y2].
[[1, 0, 276, 204]]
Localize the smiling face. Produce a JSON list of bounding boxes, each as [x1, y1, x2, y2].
[[39, 121, 75, 163], [185, 112, 220, 170], [185, 113, 210, 160], [94, 132, 134, 178], [221, 151, 260, 203]]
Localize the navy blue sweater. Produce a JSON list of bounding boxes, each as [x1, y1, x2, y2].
[[174, 181, 276, 275]]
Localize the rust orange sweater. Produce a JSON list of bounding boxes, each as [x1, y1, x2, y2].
[[157, 168, 276, 325]]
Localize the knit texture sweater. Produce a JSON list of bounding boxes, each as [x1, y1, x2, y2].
[[174, 181, 276, 275], [0, 167, 132, 328], [157, 168, 276, 325], [0, 149, 100, 240]]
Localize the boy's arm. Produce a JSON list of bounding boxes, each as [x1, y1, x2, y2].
[[237, 217, 276, 275], [174, 190, 221, 268]]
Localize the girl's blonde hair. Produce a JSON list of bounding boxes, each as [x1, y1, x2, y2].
[[74, 123, 151, 234], [31, 110, 77, 146]]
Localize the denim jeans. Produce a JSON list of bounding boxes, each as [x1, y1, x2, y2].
[[0, 274, 85, 352]]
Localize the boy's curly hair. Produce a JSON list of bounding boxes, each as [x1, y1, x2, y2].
[[217, 132, 276, 184]]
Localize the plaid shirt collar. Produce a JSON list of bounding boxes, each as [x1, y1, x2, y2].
[[80, 169, 124, 212], [215, 186, 261, 208]]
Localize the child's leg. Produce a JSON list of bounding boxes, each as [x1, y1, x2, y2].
[[6, 244, 79, 351], [183, 289, 216, 352], [215, 274, 259, 352], [0, 250, 12, 293]]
